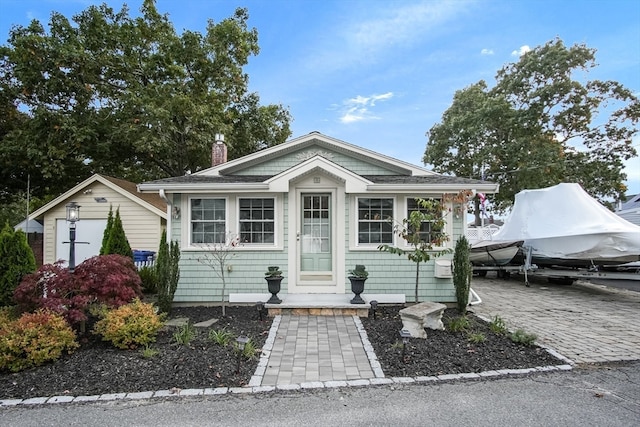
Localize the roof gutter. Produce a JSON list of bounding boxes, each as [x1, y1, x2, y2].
[[138, 183, 269, 192], [366, 183, 500, 193]]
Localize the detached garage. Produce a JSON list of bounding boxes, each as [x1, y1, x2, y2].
[[28, 174, 167, 267]]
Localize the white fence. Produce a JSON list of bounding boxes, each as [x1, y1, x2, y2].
[[134, 259, 155, 270], [465, 226, 500, 242]]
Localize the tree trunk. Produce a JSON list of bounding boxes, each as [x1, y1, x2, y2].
[[415, 262, 420, 303]]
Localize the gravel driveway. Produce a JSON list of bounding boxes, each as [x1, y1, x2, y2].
[[470, 274, 640, 364]]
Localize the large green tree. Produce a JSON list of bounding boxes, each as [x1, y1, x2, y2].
[[424, 39, 638, 217], [0, 0, 291, 202]]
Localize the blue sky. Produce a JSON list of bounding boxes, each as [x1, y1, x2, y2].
[[1, 0, 639, 195]]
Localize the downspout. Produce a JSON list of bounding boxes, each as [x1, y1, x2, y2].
[[159, 189, 171, 242]]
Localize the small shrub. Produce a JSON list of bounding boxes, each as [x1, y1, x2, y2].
[[138, 266, 158, 294], [509, 329, 537, 346], [489, 315, 508, 334], [141, 345, 159, 358], [446, 315, 470, 333], [102, 207, 133, 259], [209, 327, 234, 346], [0, 224, 36, 307], [156, 230, 180, 314], [93, 299, 165, 349], [0, 306, 18, 326], [468, 332, 486, 343], [14, 255, 143, 326], [74, 254, 142, 307], [173, 323, 196, 345], [390, 340, 407, 351], [453, 235, 472, 314], [0, 310, 79, 372], [14, 262, 88, 325], [236, 338, 258, 360]]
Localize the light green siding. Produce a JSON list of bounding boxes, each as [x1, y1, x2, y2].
[[344, 194, 458, 303], [234, 146, 399, 176], [170, 190, 466, 304]]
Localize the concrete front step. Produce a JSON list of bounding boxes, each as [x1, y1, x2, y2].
[[229, 293, 406, 317]]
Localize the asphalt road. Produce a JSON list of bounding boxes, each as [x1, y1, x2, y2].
[[2, 362, 639, 426]]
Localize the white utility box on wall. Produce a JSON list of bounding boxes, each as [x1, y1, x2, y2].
[[434, 259, 453, 278]]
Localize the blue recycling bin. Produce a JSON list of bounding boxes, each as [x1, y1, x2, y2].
[[133, 250, 155, 262]]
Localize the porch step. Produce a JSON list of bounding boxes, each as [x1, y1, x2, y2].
[[228, 293, 406, 318]]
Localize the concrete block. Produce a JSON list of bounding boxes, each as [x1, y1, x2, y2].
[[399, 302, 447, 338]]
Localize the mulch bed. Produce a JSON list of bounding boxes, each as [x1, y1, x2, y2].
[[1, 305, 563, 399], [361, 306, 561, 377]]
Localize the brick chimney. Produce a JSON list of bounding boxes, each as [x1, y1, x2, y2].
[[212, 133, 227, 166]]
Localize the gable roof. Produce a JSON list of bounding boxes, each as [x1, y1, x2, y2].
[[199, 131, 436, 177], [29, 174, 167, 220], [137, 131, 499, 194]]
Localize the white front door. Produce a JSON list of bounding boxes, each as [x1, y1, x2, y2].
[[299, 193, 332, 279], [288, 188, 343, 293]]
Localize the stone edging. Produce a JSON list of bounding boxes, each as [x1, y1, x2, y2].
[[0, 364, 574, 407]]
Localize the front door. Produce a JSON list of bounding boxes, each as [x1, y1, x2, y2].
[[298, 193, 334, 285]]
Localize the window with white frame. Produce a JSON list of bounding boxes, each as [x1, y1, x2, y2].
[[239, 198, 275, 244], [406, 197, 444, 244], [357, 198, 394, 244], [191, 198, 226, 244]]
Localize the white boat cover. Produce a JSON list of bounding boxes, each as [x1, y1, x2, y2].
[[493, 183, 640, 264]]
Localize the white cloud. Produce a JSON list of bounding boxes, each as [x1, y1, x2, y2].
[[306, 1, 473, 72], [481, 48, 494, 55], [339, 92, 394, 124], [511, 45, 531, 57]]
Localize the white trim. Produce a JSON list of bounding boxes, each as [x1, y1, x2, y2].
[[401, 196, 452, 250], [266, 155, 372, 193], [182, 194, 285, 251], [235, 195, 281, 249], [195, 132, 435, 177], [351, 195, 397, 250], [366, 183, 498, 193], [288, 177, 346, 294], [138, 182, 269, 192], [30, 174, 167, 220], [186, 196, 229, 248]]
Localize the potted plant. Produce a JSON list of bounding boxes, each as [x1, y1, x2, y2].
[[264, 266, 283, 304], [348, 264, 368, 304]]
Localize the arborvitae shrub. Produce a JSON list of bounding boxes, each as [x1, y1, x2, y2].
[[138, 266, 158, 294], [156, 230, 180, 314], [0, 223, 36, 306], [453, 235, 472, 314], [0, 310, 79, 372], [93, 299, 165, 349], [100, 205, 114, 255], [103, 208, 133, 259]]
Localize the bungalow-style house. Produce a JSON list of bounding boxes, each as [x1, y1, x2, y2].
[[28, 174, 167, 267], [138, 132, 498, 304]]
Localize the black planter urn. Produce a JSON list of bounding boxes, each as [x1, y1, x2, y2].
[[349, 277, 366, 304], [265, 276, 283, 304]]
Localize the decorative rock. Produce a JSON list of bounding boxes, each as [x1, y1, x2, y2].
[[399, 302, 447, 338]]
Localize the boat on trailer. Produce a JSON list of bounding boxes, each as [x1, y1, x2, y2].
[[469, 239, 523, 266], [493, 183, 640, 268]]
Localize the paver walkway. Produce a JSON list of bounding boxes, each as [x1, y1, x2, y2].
[[260, 315, 376, 386], [470, 276, 640, 364]]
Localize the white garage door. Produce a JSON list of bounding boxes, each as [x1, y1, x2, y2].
[[55, 219, 107, 267]]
